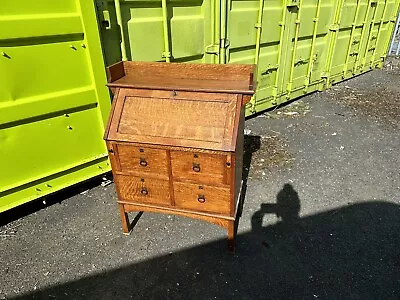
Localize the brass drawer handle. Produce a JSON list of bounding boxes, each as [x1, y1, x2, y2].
[[140, 158, 147, 167], [192, 163, 200, 172], [140, 187, 148, 195], [197, 194, 205, 203]]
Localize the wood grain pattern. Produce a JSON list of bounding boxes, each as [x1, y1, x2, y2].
[[170, 151, 227, 185], [122, 202, 233, 229], [106, 61, 256, 95], [106, 61, 124, 82], [121, 61, 255, 82], [173, 182, 230, 215], [106, 88, 239, 152], [103, 88, 120, 140], [116, 145, 168, 179], [106, 142, 121, 172], [110, 141, 232, 155], [109, 88, 237, 102], [115, 175, 170, 206], [118, 96, 227, 143], [109, 74, 253, 95], [119, 203, 130, 234], [166, 150, 175, 206]]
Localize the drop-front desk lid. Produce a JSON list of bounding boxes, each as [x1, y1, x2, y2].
[[104, 61, 256, 152]]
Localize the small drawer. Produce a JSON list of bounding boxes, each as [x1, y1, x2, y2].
[[170, 151, 228, 185], [115, 175, 170, 206], [116, 144, 168, 179], [173, 182, 230, 215]]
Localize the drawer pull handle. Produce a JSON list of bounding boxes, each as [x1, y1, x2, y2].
[[197, 195, 206, 203], [140, 158, 148, 167], [192, 163, 200, 172], [140, 188, 148, 195]]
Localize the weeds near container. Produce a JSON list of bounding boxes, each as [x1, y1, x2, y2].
[[263, 100, 311, 120], [248, 134, 294, 179], [328, 67, 400, 129]]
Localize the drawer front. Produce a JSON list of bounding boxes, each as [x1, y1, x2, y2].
[[170, 151, 227, 185], [173, 182, 230, 215], [116, 145, 168, 179], [115, 175, 170, 206]]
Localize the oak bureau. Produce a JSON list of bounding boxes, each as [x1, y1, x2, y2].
[[104, 61, 255, 251]]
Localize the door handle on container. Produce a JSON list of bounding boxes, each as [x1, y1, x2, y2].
[[102, 10, 111, 30]]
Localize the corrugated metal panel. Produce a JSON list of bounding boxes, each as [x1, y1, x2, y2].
[[97, 0, 400, 116], [225, 0, 400, 114], [97, 0, 219, 65], [0, 1, 111, 212]]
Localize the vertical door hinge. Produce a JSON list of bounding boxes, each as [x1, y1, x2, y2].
[[220, 38, 230, 49]]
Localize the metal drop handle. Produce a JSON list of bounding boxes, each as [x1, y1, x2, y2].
[[192, 163, 200, 172], [140, 158, 147, 167], [140, 188, 148, 195], [197, 195, 205, 203]]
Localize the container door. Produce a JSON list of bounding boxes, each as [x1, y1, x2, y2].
[[225, 0, 336, 114], [0, 1, 111, 211], [282, 0, 336, 98], [96, 0, 218, 66], [225, 0, 292, 114], [325, 0, 399, 85], [357, 0, 400, 71]]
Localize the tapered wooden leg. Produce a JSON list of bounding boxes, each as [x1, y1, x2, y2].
[[227, 220, 236, 253], [119, 204, 131, 235]]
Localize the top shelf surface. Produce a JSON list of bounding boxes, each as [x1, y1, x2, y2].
[[106, 61, 256, 95]]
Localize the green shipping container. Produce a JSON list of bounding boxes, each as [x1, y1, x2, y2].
[[97, 0, 400, 115], [0, 1, 111, 212], [1, 0, 399, 212]]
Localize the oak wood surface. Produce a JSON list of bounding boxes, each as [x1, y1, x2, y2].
[[166, 150, 175, 206], [122, 202, 233, 229], [119, 203, 130, 234], [109, 141, 232, 155], [106, 88, 239, 152], [116, 144, 169, 179], [103, 88, 120, 140], [108, 74, 253, 95], [106, 61, 124, 82], [108, 88, 237, 102], [118, 96, 227, 142], [170, 151, 227, 186], [115, 175, 170, 206], [104, 61, 255, 250], [173, 182, 230, 215], [106, 61, 256, 95]]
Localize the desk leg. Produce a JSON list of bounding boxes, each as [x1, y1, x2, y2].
[[119, 204, 131, 235], [227, 220, 235, 253]]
